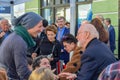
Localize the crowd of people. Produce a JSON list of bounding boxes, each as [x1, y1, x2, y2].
[[0, 12, 119, 80]]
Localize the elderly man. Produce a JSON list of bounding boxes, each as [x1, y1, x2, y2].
[[0, 12, 44, 80], [59, 24, 116, 80], [0, 19, 12, 45]]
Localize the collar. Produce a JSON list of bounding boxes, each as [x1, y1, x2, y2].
[[85, 38, 97, 49], [108, 24, 110, 28]]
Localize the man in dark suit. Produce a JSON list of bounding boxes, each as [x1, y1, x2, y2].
[[59, 24, 116, 80], [104, 18, 116, 53]]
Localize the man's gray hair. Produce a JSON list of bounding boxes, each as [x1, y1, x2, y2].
[[0, 18, 9, 26], [96, 15, 104, 21], [82, 24, 99, 39]]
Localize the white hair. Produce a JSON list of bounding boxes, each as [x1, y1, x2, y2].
[[81, 24, 99, 39], [0, 18, 8, 23]]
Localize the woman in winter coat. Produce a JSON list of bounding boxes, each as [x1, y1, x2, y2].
[[33, 25, 61, 70]]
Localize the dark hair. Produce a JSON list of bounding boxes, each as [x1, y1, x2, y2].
[[91, 18, 109, 43], [61, 34, 77, 44], [43, 19, 48, 28], [32, 55, 48, 70], [105, 18, 111, 24], [51, 23, 57, 27], [65, 22, 70, 25], [27, 57, 33, 65]]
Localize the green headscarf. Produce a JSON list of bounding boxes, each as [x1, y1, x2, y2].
[[14, 26, 36, 48]]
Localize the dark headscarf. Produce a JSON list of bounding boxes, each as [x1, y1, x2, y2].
[[12, 12, 44, 30]]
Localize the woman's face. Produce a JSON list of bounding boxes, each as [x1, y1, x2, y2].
[[46, 31, 56, 42], [63, 42, 76, 53], [28, 21, 43, 38]]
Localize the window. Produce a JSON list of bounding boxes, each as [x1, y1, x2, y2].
[[42, 0, 47, 7], [78, 0, 85, 2], [55, 7, 64, 20], [65, 7, 70, 22], [42, 8, 53, 24], [62, 0, 70, 4], [48, 0, 53, 6], [41, 0, 92, 25], [55, 0, 61, 4], [77, 4, 92, 28]]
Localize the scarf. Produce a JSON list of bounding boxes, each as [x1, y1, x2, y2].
[[14, 26, 36, 48]]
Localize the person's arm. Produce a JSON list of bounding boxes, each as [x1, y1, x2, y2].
[[53, 42, 61, 62], [77, 54, 98, 80], [14, 41, 31, 79]]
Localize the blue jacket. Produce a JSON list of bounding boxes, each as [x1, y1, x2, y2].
[[56, 27, 70, 42], [57, 27, 70, 64], [108, 25, 116, 53], [0, 32, 31, 80], [77, 38, 116, 80]]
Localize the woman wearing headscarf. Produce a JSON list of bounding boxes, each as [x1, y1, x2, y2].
[[0, 12, 44, 80]]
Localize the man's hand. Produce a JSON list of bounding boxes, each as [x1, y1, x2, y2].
[[54, 74, 59, 80], [0, 32, 5, 38], [58, 72, 77, 80], [31, 53, 37, 59], [52, 68, 56, 73]]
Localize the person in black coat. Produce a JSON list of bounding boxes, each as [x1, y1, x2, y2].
[[32, 25, 61, 70]]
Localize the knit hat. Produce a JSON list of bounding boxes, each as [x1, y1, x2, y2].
[[12, 12, 44, 30]]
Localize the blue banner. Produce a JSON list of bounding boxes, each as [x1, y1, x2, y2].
[[0, 6, 10, 14], [86, 9, 93, 22]]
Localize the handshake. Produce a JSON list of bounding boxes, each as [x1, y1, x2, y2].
[[54, 72, 77, 80], [58, 72, 77, 80]]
